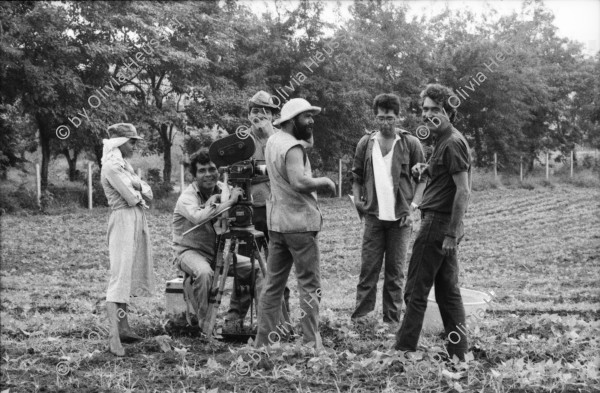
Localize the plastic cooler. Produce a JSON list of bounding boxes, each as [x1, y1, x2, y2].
[[165, 277, 187, 318], [422, 287, 493, 333]]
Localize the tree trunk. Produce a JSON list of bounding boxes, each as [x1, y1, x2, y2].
[[62, 148, 79, 181], [160, 123, 172, 188], [93, 142, 103, 169], [474, 127, 483, 167], [527, 144, 536, 173], [37, 116, 51, 190]]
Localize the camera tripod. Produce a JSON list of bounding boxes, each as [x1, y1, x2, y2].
[[201, 225, 292, 341]]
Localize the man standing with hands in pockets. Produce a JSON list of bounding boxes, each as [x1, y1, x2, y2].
[[255, 98, 336, 349], [395, 84, 472, 361], [351, 93, 426, 328]]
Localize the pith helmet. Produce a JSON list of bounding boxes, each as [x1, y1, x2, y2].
[[273, 98, 321, 126]]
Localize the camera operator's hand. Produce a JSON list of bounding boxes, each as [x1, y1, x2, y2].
[[206, 194, 221, 206], [228, 187, 244, 204]]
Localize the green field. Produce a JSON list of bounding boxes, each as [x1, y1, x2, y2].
[[1, 185, 599, 392]]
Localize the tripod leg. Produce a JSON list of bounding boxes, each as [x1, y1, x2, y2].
[[250, 242, 255, 328], [202, 238, 232, 340], [232, 235, 240, 298]]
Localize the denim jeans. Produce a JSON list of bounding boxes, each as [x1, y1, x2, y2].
[[255, 231, 322, 348], [351, 214, 411, 323], [238, 205, 291, 315], [394, 211, 468, 360]]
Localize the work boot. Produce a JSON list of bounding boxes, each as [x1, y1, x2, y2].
[[106, 302, 125, 356], [116, 303, 143, 343]]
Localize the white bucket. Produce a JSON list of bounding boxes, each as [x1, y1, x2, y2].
[[422, 287, 493, 333]]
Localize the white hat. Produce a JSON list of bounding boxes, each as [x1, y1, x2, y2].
[[273, 98, 321, 126]]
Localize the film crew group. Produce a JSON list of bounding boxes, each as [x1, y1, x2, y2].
[[350, 94, 427, 332], [168, 91, 291, 336], [100, 85, 472, 360]]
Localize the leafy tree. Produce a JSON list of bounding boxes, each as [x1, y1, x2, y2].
[[0, 100, 37, 179], [0, 1, 90, 188]]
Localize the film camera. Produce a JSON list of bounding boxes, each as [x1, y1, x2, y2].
[[208, 132, 268, 228]]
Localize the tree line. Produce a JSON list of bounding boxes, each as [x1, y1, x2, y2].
[[1, 0, 598, 189]]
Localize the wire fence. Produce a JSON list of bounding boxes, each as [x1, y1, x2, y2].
[[32, 150, 599, 209]]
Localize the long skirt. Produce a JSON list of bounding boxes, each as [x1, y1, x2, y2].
[[105, 206, 155, 303]]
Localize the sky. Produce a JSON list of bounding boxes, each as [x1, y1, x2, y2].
[[245, 0, 600, 56]]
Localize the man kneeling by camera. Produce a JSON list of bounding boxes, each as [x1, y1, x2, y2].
[[171, 148, 263, 333]]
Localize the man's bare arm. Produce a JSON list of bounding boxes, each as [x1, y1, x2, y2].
[[286, 146, 335, 194], [447, 171, 470, 236], [412, 182, 427, 207], [352, 182, 366, 215]]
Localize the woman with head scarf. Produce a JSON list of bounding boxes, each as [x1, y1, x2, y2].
[[101, 123, 155, 356]]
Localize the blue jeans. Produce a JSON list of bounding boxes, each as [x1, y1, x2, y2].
[[394, 211, 468, 360], [351, 215, 411, 323], [255, 231, 322, 348]]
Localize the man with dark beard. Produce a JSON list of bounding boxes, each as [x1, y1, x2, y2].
[[254, 98, 336, 349]]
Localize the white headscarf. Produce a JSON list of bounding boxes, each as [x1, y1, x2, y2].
[[101, 137, 130, 166]]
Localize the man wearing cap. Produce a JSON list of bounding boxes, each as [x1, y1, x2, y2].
[[100, 123, 154, 356], [245, 90, 279, 242], [231, 91, 294, 335], [254, 98, 336, 349]]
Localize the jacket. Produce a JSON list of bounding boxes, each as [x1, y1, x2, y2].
[[351, 128, 426, 219]]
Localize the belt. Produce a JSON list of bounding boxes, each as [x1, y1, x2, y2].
[[421, 210, 451, 220]]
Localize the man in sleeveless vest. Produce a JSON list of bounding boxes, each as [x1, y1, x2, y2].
[[254, 98, 336, 349]]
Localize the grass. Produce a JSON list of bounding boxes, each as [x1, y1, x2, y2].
[[1, 183, 599, 392]]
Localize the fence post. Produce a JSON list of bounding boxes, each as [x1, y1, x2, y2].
[[546, 152, 549, 179], [180, 163, 185, 194], [570, 150, 574, 178], [520, 156, 523, 182], [338, 159, 342, 198], [494, 153, 497, 179], [88, 162, 93, 210], [36, 163, 41, 208]]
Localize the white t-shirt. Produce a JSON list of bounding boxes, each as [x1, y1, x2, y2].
[[372, 135, 399, 221]]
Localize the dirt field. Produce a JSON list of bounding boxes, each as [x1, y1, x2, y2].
[[1, 185, 599, 392]]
